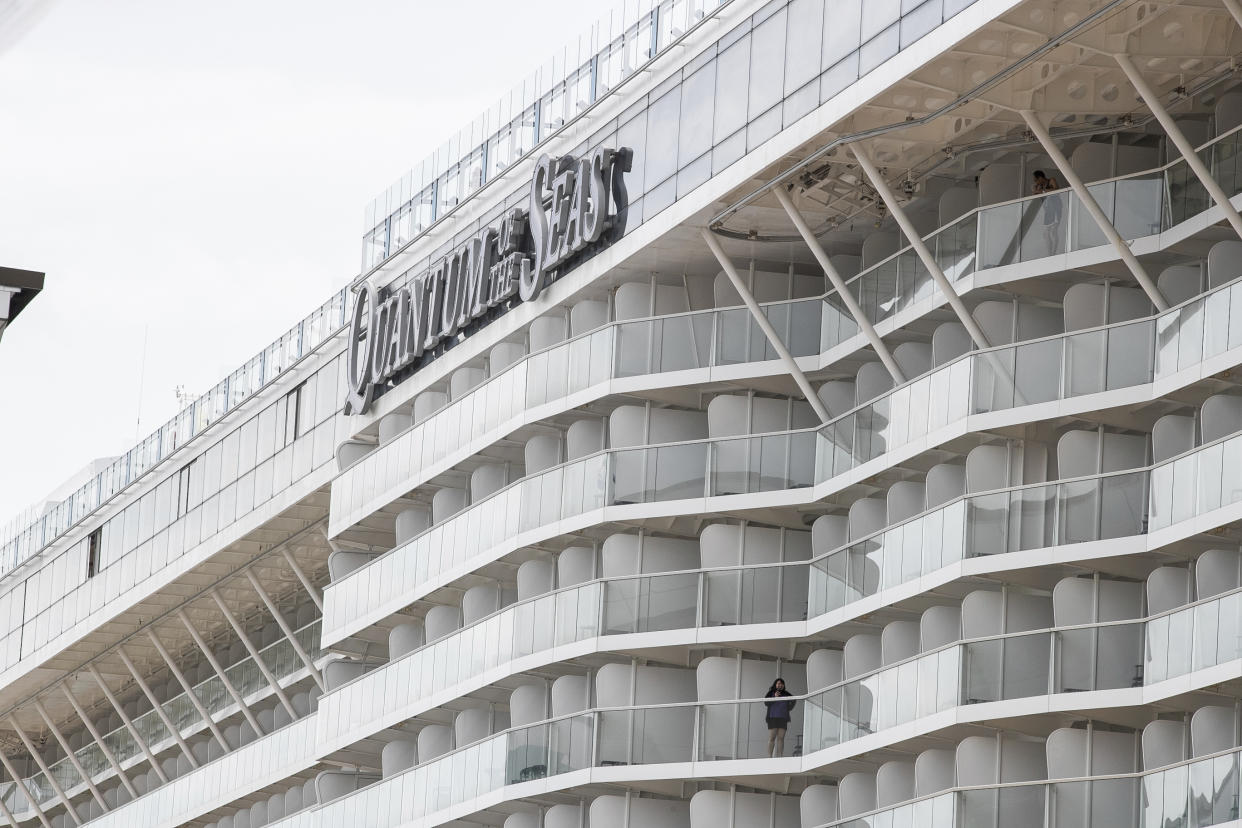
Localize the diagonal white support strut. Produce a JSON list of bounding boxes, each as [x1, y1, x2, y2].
[[1019, 110, 1168, 311], [772, 186, 906, 384], [1115, 53, 1242, 243], [700, 228, 833, 424]]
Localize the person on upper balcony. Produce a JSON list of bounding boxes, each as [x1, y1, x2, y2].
[[1033, 169, 1063, 256]]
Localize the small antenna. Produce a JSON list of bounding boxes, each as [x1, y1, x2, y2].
[[134, 324, 149, 440]]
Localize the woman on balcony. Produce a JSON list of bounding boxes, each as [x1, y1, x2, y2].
[[764, 678, 795, 757]]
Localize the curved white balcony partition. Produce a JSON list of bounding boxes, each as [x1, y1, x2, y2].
[[462, 584, 507, 625], [314, 771, 379, 807], [807, 649, 844, 691], [431, 486, 468, 523], [378, 411, 412, 445], [961, 590, 1052, 702], [1152, 413, 1196, 463], [915, 747, 956, 796], [570, 299, 608, 336], [455, 707, 496, 746], [529, 311, 568, 352], [712, 268, 824, 307], [696, 655, 805, 758], [1191, 706, 1236, 757], [974, 299, 1063, 346], [566, 418, 606, 461], [609, 405, 708, 447], [706, 395, 816, 436], [327, 545, 376, 581], [1216, 90, 1242, 134], [924, 462, 966, 509], [880, 621, 919, 666], [932, 321, 972, 367], [843, 635, 881, 679], [1071, 141, 1157, 180], [470, 463, 510, 502], [516, 559, 555, 601], [598, 663, 695, 765], [489, 340, 527, 373], [510, 684, 548, 728], [394, 506, 431, 546], [979, 163, 1021, 207], [886, 481, 925, 524], [816, 381, 855, 418], [424, 604, 462, 643], [1158, 265, 1204, 307], [799, 784, 839, 828], [551, 675, 590, 716], [812, 514, 847, 556], [1064, 283, 1151, 330], [689, 790, 799, 828], [893, 342, 932, 379], [325, 659, 368, 691], [602, 534, 699, 576], [450, 366, 486, 400], [838, 772, 876, 819], [335, 440, 373, 471], [591, 795, 691, 828], [388, 622, 425, 660], [861, 233, 899, 269], [699, 523, 810, 624], [847, 498, 886, 541], [557, 546, 595, 587], [939, 186, 977, 226], [1142, 719, 1187, 769], [956, 734, 1046, 828], [920, 605, 961, 651], [1208, 240, 1242, 289], [1147, 567, 1192, 615], [416, 724, 452, 763], [1195, 549, 1241, 600], [1053, 576, 1143, 690], [616, 282, 690, 319], [854, 362, 893, 406], [545, 804, 585, 828], [504, 812, 540, 828], [876, 760, 916, 808], [1200, 393, 1242, 443], [525, 434, 563, 475], [380, 739, 416, 778], [1046, 727, 1139, 828], [412, 389, 448, 425]]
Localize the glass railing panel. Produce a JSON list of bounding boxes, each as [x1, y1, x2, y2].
[[703, 561, 809, 626], [601, 572, 698, 635], [1165, 156, 1210, 229], [1149, 431, 1242, 531], [710, 430, 817, 495], [612, 442, 707, 504], [599, 705, 696, 764], [821, 292, 861, 351], [1145, 590, 1242, 684], [614, 313, 714, 376]]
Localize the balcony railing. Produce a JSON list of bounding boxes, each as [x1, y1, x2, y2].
[[0, 619, 323, 818], [314, 605, 1242, 828], [326, 269, 1242, 641]]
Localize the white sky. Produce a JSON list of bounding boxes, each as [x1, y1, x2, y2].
[[0, 0, 607, 524]]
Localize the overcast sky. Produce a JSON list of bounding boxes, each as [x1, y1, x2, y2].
[[0, 0, 605, 524]]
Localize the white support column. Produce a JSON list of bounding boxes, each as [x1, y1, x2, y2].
[[1019, 109, 1169, 310], [1224, 0, 1242, 29], [176, 609, 264, 739], [32, 699, 108, 813], [772, 186, 906, 383], [850, 147, 994, 350], [86, 665, 169, 785], [209, 590, 298, 718], [7, 715, 81, 826], [0, 744, 51, 828], [1115, 53, 1242, 241], [59, 685, 138, 798], [280, 547, 323, 612], [0, 780, 25, 828], [700, 228, 833, 424], [243, 570, 326, 693], [145, 630, 229, 752], [115, 648, 199, 770]]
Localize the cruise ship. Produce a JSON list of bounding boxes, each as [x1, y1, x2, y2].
[[6, 0, 1242, 825]]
